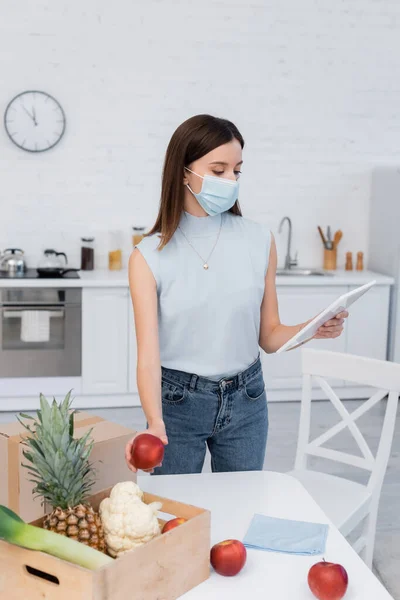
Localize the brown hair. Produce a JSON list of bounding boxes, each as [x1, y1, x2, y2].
[[148, 114, 244, 249]]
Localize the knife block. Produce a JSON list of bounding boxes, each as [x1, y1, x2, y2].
[[323, 248, 337, 270]]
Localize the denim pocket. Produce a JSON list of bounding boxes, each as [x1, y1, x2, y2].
[[243, 372, 266, 401], [161, 379, 187, 405]]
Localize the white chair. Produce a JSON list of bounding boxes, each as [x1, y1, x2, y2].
[[289, 348, 400, 568]]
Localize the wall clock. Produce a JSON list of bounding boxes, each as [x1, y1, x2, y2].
[[4, 90, 66, 152]]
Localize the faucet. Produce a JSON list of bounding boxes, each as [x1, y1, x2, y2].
[[278, 216, 298, 270]]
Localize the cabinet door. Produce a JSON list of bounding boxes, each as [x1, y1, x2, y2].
[[262, 286, 348, 389], [346, 285, 390, 360], [82, 288, 129, 394], [128, 301, 138, 394]]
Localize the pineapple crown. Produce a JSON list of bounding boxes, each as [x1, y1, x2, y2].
[[19, 391, 96, 509]]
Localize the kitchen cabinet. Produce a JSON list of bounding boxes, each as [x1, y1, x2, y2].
[[262, 283, 391, 399], [82, 288, 129, 395], [345, 285, 390, 361], [82, 283, 390, 402], [262, 287, 348, 391], [0, 273, 391, 411]]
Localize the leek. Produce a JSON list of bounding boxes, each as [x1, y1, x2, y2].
[[0, 505, 113, 570]]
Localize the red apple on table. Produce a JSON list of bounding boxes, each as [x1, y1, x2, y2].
[[210, 539, 247, 576], [130, 433, 165, 470], [162, 517, 188, 533], [308, 561, 348, 600]]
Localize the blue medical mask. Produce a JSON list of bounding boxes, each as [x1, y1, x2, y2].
[[184, 167, 239, 216]]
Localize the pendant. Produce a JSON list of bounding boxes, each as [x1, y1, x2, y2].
[[203, 263, 209, 270]]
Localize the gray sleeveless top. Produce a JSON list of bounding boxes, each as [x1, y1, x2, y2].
[[136, 211, 271, 380]]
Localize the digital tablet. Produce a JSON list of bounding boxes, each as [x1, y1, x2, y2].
[[276, 280, 377, 354]]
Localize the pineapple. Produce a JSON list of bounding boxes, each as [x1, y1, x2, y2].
[[19, 391, 106, 553]]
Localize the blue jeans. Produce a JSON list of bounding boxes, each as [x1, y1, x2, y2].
[[152, 357, 268, 475]]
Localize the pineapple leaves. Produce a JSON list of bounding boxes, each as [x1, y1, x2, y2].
[[20, 392, 96, 509], [69, 412, 74, 438], [22, 438, 45, 459], [39, 393, 51, 424], [18, 413, 34, 421], [61, 390, 72, 413]]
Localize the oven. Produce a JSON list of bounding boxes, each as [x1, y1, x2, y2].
[[0, 288, 81, 377]]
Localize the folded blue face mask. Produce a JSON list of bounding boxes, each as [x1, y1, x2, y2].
[[184, 167, 239, 216]]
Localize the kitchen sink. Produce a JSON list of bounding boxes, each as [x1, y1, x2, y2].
[[276, 268, 333, 277]]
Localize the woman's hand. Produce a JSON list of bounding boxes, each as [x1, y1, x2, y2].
[[125, 419, 168, 474], [313, 310, 349, 339]]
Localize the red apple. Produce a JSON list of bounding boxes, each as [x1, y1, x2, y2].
[[308, 561, 348, 600], [210, 539, 247, 577], [130, 433, 165, 470], [162, 517, 188, 533]]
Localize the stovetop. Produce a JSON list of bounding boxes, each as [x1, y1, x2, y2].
[[0, 269, 80, 279]]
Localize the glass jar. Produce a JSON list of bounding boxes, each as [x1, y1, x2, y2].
[[132, 226, 146, 248], [81, 237, 95, 271], [108, 230, 123, 271]]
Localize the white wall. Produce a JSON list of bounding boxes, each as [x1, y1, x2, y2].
[[1, 1, 400, 270]]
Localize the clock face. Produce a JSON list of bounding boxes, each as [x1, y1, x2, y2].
[[4, 90, 66, 152]]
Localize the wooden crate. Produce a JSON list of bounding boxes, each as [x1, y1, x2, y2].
[[0, 487, 211, 600]]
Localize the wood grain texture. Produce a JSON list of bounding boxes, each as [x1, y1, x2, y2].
[[2, 489, 211, 600], [0, 540, 93, 600], [94, 509, 211, 600]]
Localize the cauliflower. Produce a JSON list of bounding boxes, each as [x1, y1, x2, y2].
[[99, 481, 162, 558]]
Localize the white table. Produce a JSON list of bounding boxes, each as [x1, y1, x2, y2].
[[138, 471, 393, 600]]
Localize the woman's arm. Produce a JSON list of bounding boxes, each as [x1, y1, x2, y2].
[[259, 234, 347, 354], [124, 249, 167, 473]]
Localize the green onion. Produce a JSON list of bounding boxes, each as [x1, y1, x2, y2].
[[0, 505, 24, 522], [0, 505, 113, 570]]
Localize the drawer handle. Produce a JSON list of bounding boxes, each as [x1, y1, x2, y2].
[[3, 310, 64, 319], [25, 565, 60, 585]]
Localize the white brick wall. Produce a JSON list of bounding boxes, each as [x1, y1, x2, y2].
[[1, 0, 400, 270]]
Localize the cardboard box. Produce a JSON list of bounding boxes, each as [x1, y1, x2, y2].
[[0, 487, 211, 600], [0, 411, 136, 521]]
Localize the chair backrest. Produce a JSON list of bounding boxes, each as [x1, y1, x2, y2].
[[295, 348, 400, 494]]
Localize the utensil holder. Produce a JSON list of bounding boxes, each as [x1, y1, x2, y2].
[[323, 248, 337, 270]]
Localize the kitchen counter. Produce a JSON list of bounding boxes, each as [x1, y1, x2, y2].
[[0, 268, 393, 288], [0, 269, 130, 288], [274, 269, 394, 286]]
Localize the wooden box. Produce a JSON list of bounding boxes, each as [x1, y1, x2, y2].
[[0, 411, 136, 521], [0, 487, 211, 600]]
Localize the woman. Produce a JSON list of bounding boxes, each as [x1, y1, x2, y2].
[[125, 114, 347, 475]]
